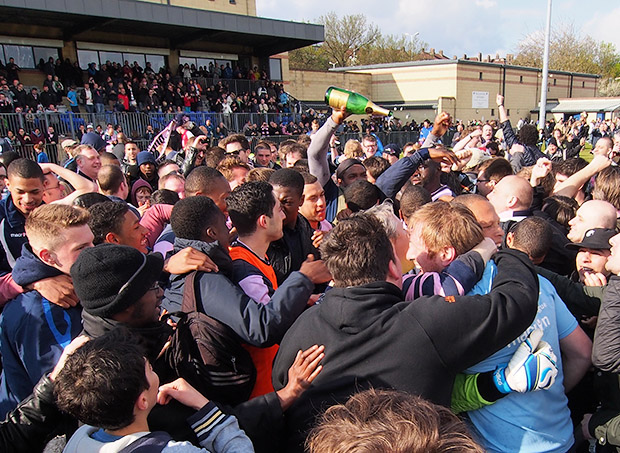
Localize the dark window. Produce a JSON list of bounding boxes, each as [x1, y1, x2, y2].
[[519, 75, 523, 83], [479, 72, 483, 80]]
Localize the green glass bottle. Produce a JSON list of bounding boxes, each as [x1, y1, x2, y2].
[[325, 86, 392, 117]]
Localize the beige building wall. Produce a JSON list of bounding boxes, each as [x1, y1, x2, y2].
[[136, 0, 257, 16], [363, 64, 457, 103], [287, 69, 372, 102]]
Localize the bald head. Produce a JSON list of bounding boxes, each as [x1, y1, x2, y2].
[[567, 199, 618, 243], [486, 175, 533, 215], [453, 194, 504, 246]]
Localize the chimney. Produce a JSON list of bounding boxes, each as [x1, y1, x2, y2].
[[495, 53, 500, 60], [506, 54, 514, 64], [439, 50, 444, 56], [478, 52, 482, 61], [453, 55, 457, 60], [463, 53, 467, 59], [430, 48, 435, 56]]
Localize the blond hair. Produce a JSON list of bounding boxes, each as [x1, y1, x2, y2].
[[216, 156, 251, 182], [409, 201, 483, 257], [307, 388, 483, 453], [343, 139, 364, 159], [25, 204, 90, 251]]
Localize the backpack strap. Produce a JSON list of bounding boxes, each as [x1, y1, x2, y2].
[[117, 431, 172, 453], [182, 270, 199, 313]]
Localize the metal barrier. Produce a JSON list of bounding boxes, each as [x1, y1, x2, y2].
[[0, 112, 430, 163], [0, 112, 312, 139], [12, 143, 63, 164]]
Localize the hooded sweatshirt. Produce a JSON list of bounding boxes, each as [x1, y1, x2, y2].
[[0, 244, 82, 417]]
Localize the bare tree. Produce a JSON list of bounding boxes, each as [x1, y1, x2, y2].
[[514, 23, 620, 79], [289, 12, 427, 70]]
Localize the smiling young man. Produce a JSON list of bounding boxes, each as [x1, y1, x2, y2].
[[267, 169, 319, 285], [0, 204, 92, 417], [88, 201, 149, 253], [0, 158, 45, 271]]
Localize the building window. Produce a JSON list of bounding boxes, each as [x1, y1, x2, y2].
[[507, 109, 510, 116], [78, 50, 167, 72], [491, 108, 495, 116], [3, 45, 35, 68], [479, 72, 483, 80], [519, 75, 523, 83], [230, 0, 236, 3], [553, 78, 557, 86], [582, 81, 585, 88], [269, 58, 282, 81]]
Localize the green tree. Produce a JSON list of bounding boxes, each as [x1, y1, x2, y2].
[[288, 44, 330, 71]]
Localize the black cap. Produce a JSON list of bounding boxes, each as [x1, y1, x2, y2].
[[336, 158, 364, 180], [566, 228, 616, 251], [383, 143, 401, 156], [71, 244, 164, 318]]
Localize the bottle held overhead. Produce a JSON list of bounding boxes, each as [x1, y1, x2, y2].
[[325, 86, 392, 117]]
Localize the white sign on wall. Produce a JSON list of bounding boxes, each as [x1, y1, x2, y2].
[[472, 91, 489, 109]]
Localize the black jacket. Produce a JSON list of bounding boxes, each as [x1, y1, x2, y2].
[[272, 249, 540, 451], [267, 214, 318, 286], [0, 375, 74, 453]]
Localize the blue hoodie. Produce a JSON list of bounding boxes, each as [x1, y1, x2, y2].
[[0, 244, 82, 418]]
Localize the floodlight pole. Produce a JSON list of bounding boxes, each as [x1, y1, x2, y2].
[[539, 0, 552, 127]]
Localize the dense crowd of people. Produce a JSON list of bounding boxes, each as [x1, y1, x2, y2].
[[1, 88, 620, 453], [0, 58, 290, 115]]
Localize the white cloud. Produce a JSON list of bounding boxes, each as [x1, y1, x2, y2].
[[255, 0, 620, 59], [581, 7, 620, 50], [475, 0, 497, 8]]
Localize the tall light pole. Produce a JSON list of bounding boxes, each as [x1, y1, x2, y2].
[[405, 32, 419, 60], [539, 0, 552, 127]]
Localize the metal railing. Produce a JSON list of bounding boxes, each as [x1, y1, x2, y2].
[[0, 112, 315, 139]]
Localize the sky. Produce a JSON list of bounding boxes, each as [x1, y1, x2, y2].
[[256, 0, 620, 60]]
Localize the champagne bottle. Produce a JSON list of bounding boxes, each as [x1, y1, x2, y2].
[[325, 87, 392, 117]]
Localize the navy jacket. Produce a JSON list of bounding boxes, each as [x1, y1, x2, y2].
[[0, 244, 82, 417], [0, 196, 29, 273]]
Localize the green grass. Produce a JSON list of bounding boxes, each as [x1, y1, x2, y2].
[[580, 142, 593, 162], [541, 141, 593, 162]]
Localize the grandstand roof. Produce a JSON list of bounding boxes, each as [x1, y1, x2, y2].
[[0, 0, 324, 56], [542, 97, 620, 114]]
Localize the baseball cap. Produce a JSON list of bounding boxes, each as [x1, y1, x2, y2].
[[566, 228, 616, 251], [383, 143, 401, 156]]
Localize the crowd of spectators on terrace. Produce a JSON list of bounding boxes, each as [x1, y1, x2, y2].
[[0, 57, 291, 115]]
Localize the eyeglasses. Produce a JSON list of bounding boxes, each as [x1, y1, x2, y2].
[[148, 282, 161, 292]]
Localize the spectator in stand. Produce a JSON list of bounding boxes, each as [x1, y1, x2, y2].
[[81, 83, 94, 113], [29, 128, 45, 146], [33, 143, 48, 164], [66, 86, 79, 113]]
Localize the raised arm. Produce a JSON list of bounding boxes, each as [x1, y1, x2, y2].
[[307, 108, 348, 187], [553, 154, 611, 198], [375, 146, 458, 199], [40, 163, 97, 194]]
